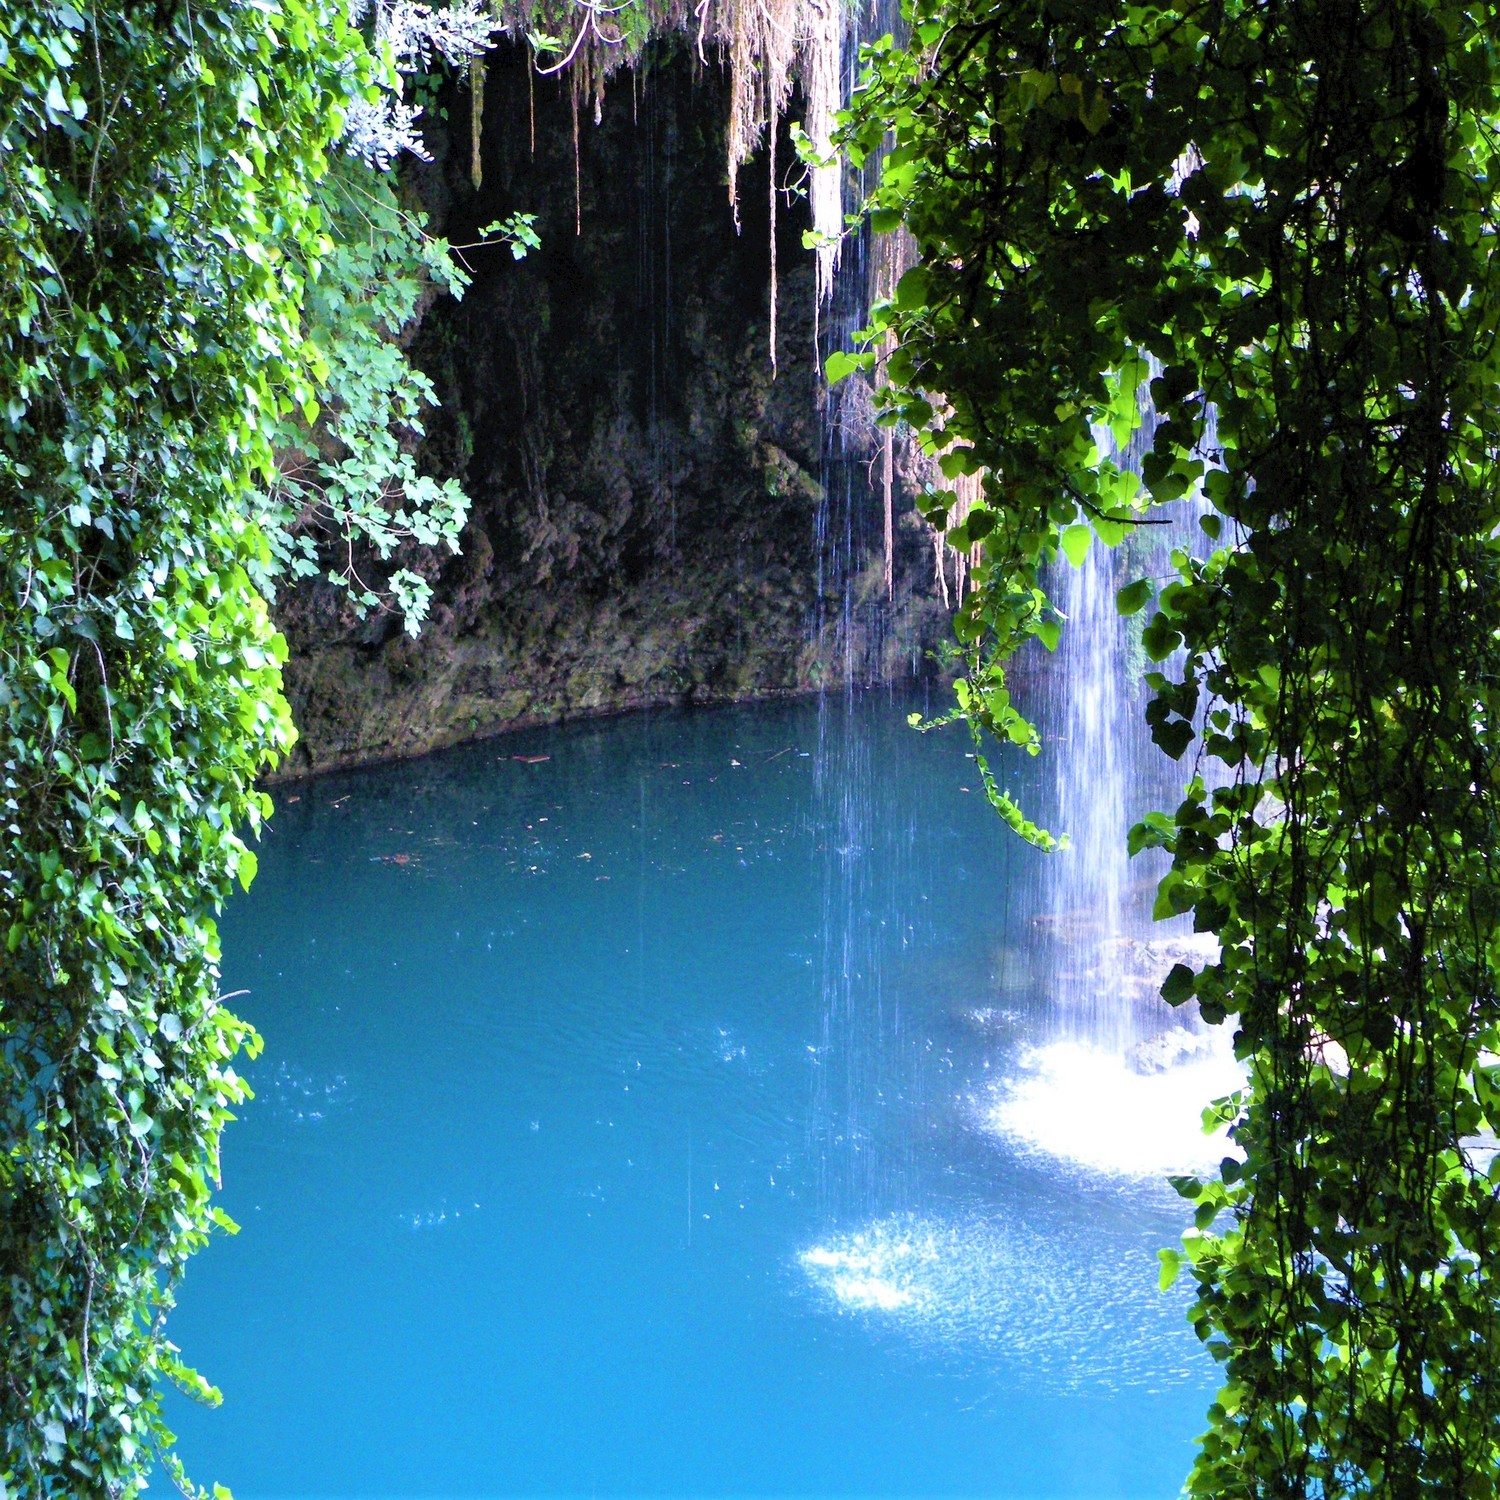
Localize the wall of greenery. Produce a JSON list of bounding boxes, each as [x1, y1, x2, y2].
[[844, 0, 1500, 1490], [0, 2, 397, 1493]]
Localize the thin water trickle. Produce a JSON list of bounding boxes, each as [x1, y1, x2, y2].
[[802, 0, 920, 1234]]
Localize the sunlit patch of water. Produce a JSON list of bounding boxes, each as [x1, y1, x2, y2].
[[798, 1210, 1208, 1393], [801, 1230, 938, 1312]]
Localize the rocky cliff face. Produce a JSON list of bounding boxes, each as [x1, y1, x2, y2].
[[275, 44, 946, 776]]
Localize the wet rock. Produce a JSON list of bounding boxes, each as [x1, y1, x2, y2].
[[1126, 1027, 1220, 1075], [274, 44, 947, 776]]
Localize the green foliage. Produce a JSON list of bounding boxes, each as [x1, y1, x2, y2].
[[0, 0, 366, 1492], [477, 212, 542, 259], [260, 158, 477, 632], [851, 0, 1500, 1491], [251, 140, 540, 632]]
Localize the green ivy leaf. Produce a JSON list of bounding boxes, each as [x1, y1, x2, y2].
[[1060, 523, 1091, 567], [1158, 1248, 1182, 1290], [1161, 963, 1197, 1007], [825, 349, 867, 384]]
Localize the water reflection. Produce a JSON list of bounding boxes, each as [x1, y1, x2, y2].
[[800, 1207, 1207, 1395]]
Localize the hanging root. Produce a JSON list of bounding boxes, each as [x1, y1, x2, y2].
[[572, 81, 581, 235], [768, 107, 778, 373], [469, 56, 484, 188], [883, 427, 893, 599]]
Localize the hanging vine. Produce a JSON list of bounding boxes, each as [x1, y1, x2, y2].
[[497, 0, 853, 309], [846, 0, 1500, 1490]]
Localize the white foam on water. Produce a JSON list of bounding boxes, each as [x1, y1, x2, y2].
[[801, 1235, 937, 1313], [831, 1276, 917, 1311], [989, 1038, 1245, 1179]]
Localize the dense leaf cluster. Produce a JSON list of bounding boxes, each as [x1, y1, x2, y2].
[[847, 0, 1500, 1490], [0, 2, 364, 1492]]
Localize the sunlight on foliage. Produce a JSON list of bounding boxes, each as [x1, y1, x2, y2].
[[0, 0, 444, 1492]]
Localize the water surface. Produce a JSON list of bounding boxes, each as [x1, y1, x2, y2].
[[168, 691, 1221, 1499]]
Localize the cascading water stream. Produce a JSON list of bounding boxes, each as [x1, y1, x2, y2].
[[993, 390, 1243, 1179], [1049, 497, 1130, 1049], [1046, 408, 1182, 1049]]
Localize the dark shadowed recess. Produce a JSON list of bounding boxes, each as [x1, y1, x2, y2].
[[274, 42, 948, 778]]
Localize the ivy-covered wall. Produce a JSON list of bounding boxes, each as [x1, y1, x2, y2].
[[274, 44, 947, 775]]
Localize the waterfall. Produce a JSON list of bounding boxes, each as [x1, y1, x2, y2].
[[1044, 409, 1176, 1053], [798, 24, 1239, 1365], [995, 392, 1242, 1179], [1049, 502, 1131, 1049]]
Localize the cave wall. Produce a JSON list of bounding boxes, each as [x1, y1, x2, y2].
[[275, 45, 947, 776]]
